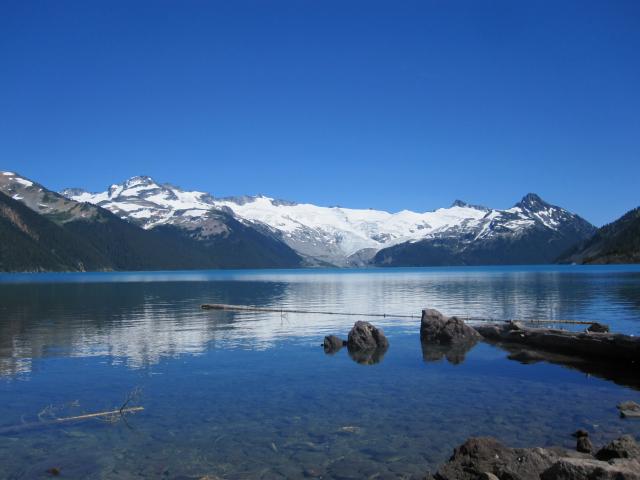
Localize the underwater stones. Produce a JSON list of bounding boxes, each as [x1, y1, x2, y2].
[[420, 309, 481, 345], [323, 335, 346, 354], [587, 322, 610, 333], [347, 321, 389, 351], [595, 435, 640, 461], [618, 401, 640, 419]]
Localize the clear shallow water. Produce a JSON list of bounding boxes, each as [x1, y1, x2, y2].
[[1, 265, 640, 479]]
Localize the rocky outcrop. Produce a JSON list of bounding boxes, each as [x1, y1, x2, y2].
[[420, 309, 481, 345], [474, 322, 640, 363], [429, 435, 640, 480]]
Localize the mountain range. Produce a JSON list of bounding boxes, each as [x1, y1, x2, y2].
[[0, 170, 622, 272]]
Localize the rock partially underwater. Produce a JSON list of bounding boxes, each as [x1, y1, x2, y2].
[[323, 321, 389, 364], [323, 335, 346, 354], [420, 309, 481, 364], [347, 321, 389, 365], [420, 309, 481, 345]]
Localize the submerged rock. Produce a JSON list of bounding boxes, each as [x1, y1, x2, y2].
[[618, 401, 640, 419], [347, 321, 388, 351], [323, 335, 346, 354], [420, 309, 481, 345]]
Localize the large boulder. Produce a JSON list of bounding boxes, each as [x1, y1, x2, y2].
[[429, 437, 573, 480], [347, 321, 389, 351], [595, 435, 640, 461], [429, 435, 640, 480], [420, 309, 481, 345], [541, 457, 640, 479]]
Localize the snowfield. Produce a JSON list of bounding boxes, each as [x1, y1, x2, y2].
[[56, 175, 582, 266]]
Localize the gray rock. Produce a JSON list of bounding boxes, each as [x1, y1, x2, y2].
[[541, 457, 640, 479], [347, 321, 389, 351], [576, 436, 593, 454], [595, 435, 640, 461], [618, 401, 640, 419], [430, 435, 640, 480], [323, 335, 346, 354], [420, 309, 481, 345], [587, 322, 610, 333], [429, 437, 576, 480]]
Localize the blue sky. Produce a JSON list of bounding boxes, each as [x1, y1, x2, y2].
[[1, 0, 639, 226]]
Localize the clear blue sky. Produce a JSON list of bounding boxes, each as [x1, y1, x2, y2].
[[1, 1, 639, 226]]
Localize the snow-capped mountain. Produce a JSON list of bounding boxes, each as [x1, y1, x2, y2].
[[61, 176, 596, 266]]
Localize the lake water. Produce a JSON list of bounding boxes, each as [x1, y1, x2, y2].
[[1, 265, 640, 479]]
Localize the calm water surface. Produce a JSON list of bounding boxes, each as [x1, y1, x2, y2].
[[1, 266, 640, 479]]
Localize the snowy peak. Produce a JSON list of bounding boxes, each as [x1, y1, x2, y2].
[[516, 193, 551, 212], [60, 176, 594, 267]]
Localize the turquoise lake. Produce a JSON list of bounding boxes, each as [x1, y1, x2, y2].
[[1, 265, 640, 479]]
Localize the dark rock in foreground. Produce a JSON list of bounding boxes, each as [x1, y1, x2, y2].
[[420, 309, 481, 345], [323, 335, 346, 354], [475, 322, 640, 363], [429, 435, 640, 480], [347, 321, 389, 351]]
